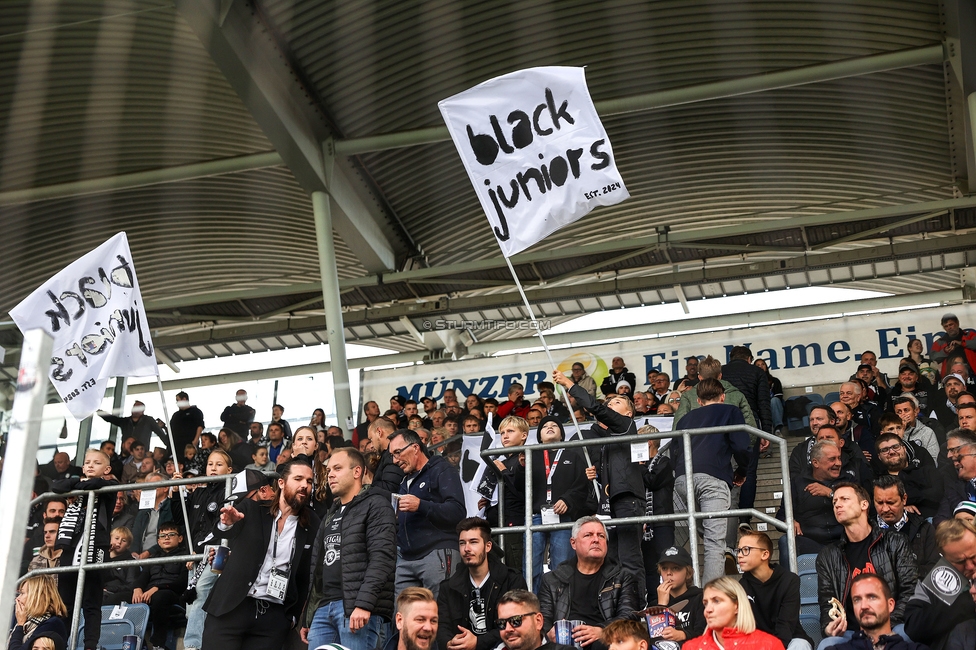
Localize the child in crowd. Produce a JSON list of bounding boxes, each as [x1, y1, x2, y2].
[[52, 449, 119, 650], [653, 546, 705, 645], [602, 619, 653, 650], [483, 415, 529, 570], [736, 531, 812, 650], [245, 445, 275, 472], [102, 526, 135, 605], [132, 522, 189, 650]]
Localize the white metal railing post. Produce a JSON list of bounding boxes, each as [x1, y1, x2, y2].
[[0, 329, 53, 644], [778, 433, 798, 573], [682, 431, 700, 586], [68, 493, 96, 649], [523, 449, 534, 582]]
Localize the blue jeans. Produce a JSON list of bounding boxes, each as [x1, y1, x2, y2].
[[308, 599, 383, 650], [771, 396, 785, 429], [183, 560, 218, 648], [530, 514, 573, 591]]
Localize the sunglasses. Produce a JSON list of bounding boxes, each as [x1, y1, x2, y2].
[[495, 612, 538, 630]]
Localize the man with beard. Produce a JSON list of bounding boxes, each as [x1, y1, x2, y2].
[[499, 590, 574, 650], [831, 574, 927, 650], [202, 458, 321, 650], [873, 433, 941, 520], [885, 361, 932, 416], [929, 374, 968, 431], [437, 518, 527, 650], [303, 448, 396, 650], [383, 587, 439, 650], [815, 483, 917, 647]]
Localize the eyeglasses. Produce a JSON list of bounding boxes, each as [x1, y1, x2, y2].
[[391, 442, 418, 459], [734, 546, 764, 557], [948, 444, 970, 456], [157, 532, 180, 539], [878, 445, 903, 456], [495, 613, 538, 630]]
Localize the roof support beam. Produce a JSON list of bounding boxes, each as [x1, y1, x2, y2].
[[143, 233, 976, 350], [334, 44, 944, 156], [125, 289, 962, 393], [126, 195, 976, 313], [943, 0, 976, 193], [174, 0, 398, 273]]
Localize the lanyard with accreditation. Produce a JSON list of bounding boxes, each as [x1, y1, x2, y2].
[[540, 449, 563, 525]]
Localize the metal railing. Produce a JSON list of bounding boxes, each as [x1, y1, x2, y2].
[[481, 424, 795, 585], [23, 473, 235, 650]]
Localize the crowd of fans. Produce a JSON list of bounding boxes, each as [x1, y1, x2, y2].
[[14, 312, 976, 650]]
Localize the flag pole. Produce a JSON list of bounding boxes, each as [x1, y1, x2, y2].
[[154, 374, 194, 550], [502, 256, 602, 502]]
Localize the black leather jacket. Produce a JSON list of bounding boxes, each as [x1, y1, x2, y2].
[[538, 557, 640, 632], [815, 526, 918, 634]]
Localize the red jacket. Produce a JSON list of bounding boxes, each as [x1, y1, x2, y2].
[[930, 328, 976, 376], [496, 399, 531, 419], [683, 628, 785, 650]]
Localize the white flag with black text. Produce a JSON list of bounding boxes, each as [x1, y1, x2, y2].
[[438, 66, 629, 257], [10, 232, 157, 419]]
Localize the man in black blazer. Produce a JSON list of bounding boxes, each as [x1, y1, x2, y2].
[[202, 458, 321, 650]]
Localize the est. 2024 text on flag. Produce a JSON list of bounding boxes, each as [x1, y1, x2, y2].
[[438, 66, 629, 257], [10, 232, 157, 419]]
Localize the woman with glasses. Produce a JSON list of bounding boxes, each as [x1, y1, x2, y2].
[[8, 576, 67, 650], [683, 576, 785, 649]]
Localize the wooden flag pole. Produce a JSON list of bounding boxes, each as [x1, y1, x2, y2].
[[502, 256, 602, 502]]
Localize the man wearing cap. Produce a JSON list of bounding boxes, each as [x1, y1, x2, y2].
[[220, 389, 255, 438], [98, 401, 166, 451], [928, 373, 967, 431], [884, 360, 931, 414], [170, 391, 205, 467], [932, 313, 976, 378], [852, 351, 890, 404], [390, 395, 408, 428], [538, 516, 640, 650]]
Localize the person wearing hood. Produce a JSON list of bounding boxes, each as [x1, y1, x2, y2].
[[519, 415, 595, 590], [539, 517, 641, 650]]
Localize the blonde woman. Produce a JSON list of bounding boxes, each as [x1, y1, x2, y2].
[[9, 576, 67, 650], [683, 576, 784, 649]]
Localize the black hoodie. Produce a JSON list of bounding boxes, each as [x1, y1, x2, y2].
[[663, 584, 705, 643], [739, 565, 812, 647]]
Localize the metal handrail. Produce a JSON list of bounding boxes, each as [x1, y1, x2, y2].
[[25, 472, 236, 649], [481, 423, 795, 586]]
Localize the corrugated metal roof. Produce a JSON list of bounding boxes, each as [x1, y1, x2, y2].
[[0, 0, 971, 373]]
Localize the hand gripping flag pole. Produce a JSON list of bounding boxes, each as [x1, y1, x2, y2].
[[502, 256, 602, 502]]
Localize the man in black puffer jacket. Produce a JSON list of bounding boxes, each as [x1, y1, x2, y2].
[[816, 483, 917, 642], [539, 517, 640, 650], [303, 448, 397, 650]]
